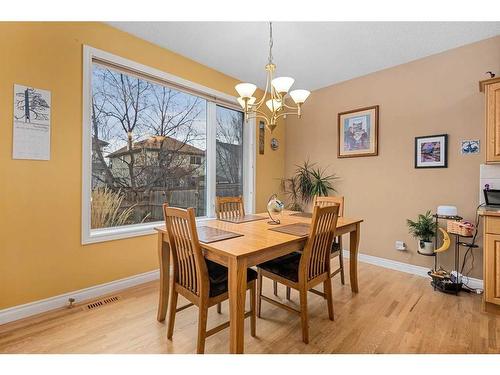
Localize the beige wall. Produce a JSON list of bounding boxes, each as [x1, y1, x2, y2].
[[285, 36, 500, 279], [0, 22, 285, 309]]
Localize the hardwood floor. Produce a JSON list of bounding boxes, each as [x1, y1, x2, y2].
[[1, 261, 499, 354]]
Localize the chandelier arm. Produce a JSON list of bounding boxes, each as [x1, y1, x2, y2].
[[246, 107, 272, 119], [254, 92, 267, 111], [271, 75, 277, 102], [282, 101, 297, 110], [269, 73, 276, 103], [253, 70, 271, 110], [253, 109, 272, 118], [271, 87, 278, 102], [244, 105, 271, 121], [246, 113, 270, 125], [275, 111, 299, 120]]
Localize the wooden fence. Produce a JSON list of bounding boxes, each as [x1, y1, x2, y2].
[[121, 183, 242, 222]]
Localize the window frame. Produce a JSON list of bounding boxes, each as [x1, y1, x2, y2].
[[82, 46, 255, 245]]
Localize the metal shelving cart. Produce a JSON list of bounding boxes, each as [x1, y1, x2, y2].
[[419, 214, 478, 295]]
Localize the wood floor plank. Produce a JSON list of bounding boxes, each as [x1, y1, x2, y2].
[[1, 261, 499, 354]]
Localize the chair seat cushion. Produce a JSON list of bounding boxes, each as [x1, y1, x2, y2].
[[257, 252, 302, 282], [206, 260, 258, 298], [331, 241, 341, 253]]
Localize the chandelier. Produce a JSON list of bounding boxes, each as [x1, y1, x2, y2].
[[235, 22, 310, 132]]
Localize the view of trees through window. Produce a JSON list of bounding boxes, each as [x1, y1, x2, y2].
[[90, 62, 245, 230], [216, 106, 244, 198]]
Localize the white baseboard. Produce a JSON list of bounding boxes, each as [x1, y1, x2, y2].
[[343, 250, 484, 290], [0, 269, 160, 325]]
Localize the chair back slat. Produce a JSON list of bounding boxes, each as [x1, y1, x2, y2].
[[163, 205, 208, 296], [215, 196, 245, 220], [313, 195, 344, 216], [300, 204, 339, 282]]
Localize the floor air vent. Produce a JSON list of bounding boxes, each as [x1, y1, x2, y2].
[[86, 296, 120, 310]]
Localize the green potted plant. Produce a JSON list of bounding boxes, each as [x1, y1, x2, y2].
[[280, 175, 302, 211], [280, 161, 338, 211], [406, 211, 437, 254]]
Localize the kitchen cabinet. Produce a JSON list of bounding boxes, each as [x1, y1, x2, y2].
[[480, 77, 500, 163], [479, 210, 500, 312]]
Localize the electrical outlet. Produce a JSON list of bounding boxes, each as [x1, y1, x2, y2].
[[395, 241, 406, 251]]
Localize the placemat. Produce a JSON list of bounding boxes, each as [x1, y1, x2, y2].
[[197, 226, 243, 243], [269, 223, 310, 237], [219, 214, 267, 224], [290, 212, 312, 218]]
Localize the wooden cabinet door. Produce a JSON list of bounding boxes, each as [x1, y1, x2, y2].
[[485, 233, 500, 305], [486, 82, 500, 163]]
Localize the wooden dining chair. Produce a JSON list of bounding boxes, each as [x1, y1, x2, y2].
[[256, 204, 339, 344], [215, 196, 245, 220], [215, 196, 280, 297], [313, 195, 345, 284], [163, 205, 257, 354], [285, 195, 345, 301], [214, 196, 247, 311]]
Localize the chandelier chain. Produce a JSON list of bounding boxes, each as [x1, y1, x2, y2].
[[268, 22, 273, 64]]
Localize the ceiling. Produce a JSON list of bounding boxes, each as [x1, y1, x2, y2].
[[108, 22, 500, 91]]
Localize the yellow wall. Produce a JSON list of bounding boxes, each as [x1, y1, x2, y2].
[[285, 36, 500, 279], [0, 22, 286, 309]]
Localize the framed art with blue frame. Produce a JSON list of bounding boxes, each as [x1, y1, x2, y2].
[[337, 105, 379, 158]]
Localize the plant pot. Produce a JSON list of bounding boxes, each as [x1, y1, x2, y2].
[[418, 240, 434, 254]]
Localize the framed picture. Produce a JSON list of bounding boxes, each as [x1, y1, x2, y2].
[[13, 84, 51, 160], [461, 139, 480, 155], [415, 134, 448, 168], [337, 105, 379, 158], [259, 121, 265, 155]]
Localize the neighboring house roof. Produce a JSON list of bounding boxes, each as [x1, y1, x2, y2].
[[216, 140, 241, 153], [92, 137, 109, 148], [107, 136, 205, 158]]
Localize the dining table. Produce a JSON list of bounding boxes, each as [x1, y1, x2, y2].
[[155, 210, 363, 354]]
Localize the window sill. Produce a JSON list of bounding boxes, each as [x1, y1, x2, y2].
[[82, 216, 213, 245]]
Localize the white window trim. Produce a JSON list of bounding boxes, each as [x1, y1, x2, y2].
[[82, 45, 255, 245], [243, 117, 256, 214]]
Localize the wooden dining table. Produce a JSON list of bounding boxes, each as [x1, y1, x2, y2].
[[155, 210, 363, 354]]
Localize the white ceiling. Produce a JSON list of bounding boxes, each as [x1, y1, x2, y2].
[[108, 22, 500, 91]]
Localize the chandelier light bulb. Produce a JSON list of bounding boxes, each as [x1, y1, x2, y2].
[[289, 89, 311, 104], [235, 83, 257, 99], [237, 96, 256, 109], [271, 77, 295, 94], [266, 99, 283, 112]]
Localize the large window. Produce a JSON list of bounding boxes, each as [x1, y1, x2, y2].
[[82, 47, 255, 244], [91, 63, 208, 226]]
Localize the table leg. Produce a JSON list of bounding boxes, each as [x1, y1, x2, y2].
[[157, 233, 170, 322], [228, 256, 247, 354], [349, 222, 360, 293]]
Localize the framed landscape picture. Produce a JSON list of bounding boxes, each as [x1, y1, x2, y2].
[[338, 105, 379, 158], [415, 134, 448, 168]]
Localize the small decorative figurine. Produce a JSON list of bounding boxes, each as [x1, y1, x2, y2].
[[267, 194, 284, 224]]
